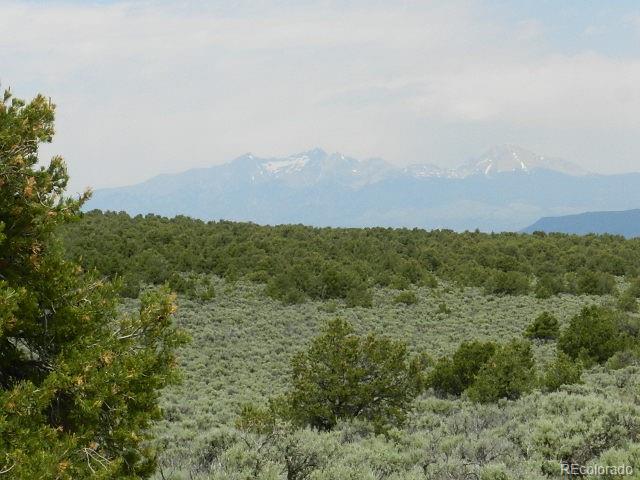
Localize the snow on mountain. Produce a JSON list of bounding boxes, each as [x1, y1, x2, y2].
[[403, 164, 446, 178], [231, 145, 590, 186], [234, 148, 397, 188], [85, 145, 639, 232], [262, 156, 309, 174], [405, 145, 589, 180], [458, 145, 589, 177]]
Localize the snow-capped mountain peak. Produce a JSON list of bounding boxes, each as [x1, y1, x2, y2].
[[459, 145, 589, 177], [262, 156, 310, 174], [86, 145, 635, 233], [403, 164, 446, 178], [461, 145, 537, 176], [231, 148, 398, 188], [231, 145, 589, 187]]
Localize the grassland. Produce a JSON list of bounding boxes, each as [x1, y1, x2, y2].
[[146, 278, 639, 479]]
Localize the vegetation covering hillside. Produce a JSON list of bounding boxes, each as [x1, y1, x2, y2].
[[17, 84, 640, 479], [58, 210, 640, 479], [5, 77, 639, 480], [62, 210, 640, 304], [139, 280, 640, 480]]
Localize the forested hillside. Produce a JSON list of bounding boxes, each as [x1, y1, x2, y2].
[[62, 210, 640, 304]]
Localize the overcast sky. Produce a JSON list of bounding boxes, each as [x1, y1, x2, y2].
[[2, 0, 640, 193]]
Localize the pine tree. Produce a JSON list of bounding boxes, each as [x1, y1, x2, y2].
[[0, 88, 187, 478], [280, 318, 425, 432]]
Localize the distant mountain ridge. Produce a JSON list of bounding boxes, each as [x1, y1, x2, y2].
[[403, 144, 589, 179], [523, 209, 640, 238], [85, 145, 640, 232]]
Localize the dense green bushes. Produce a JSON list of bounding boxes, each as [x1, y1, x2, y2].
[[558, 306, 627, 365], [467, 340, 536, 403], [429, 339, 545, 403], [167, 272, 215, 301], [145, 277, 640, 480], [534, 274, 567, 298], [534, 270, 617, 298], [260, 319, 426, 432], [60, 211, 640, 305], [393, 290, 419, 305], [574, 269, 617, 295], [484, 270, 530, 295], [524, 312, 560, 340], [429, 341, 497, 396], [540, 352, 583, 392], [265, 262, 370, 305], [428, 307, 621, 402], [619, 290, 639, 312], [618, 280, 640, 312]]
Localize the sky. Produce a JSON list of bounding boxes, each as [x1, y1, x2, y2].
[[2, 0, 640, 193]]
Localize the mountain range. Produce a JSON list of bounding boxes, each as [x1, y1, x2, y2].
[[523, 209, 640, 238], [85, 145, 640, 232]]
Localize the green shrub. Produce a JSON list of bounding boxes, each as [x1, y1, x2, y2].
[[605, 347, 640, 370], [279, 318, 426, 432], [557, 306, 624, 365], [524, 312, 560, 340], [266, 273, 306, 304], [135, 248, 172, 284], [345, 285, 373, 308], [617, 281, 640, 312], [466, 340, 536, 403], [393, 290, 418, 305], [484, 271, 530, 295], [236, 403, 277, 435], [168, 272, 197, 296], [421, 272, 438, 288], [319, 265, 360, 299], [627, 277, 640, 298], [576, 269, 616, 295], [246, 270, 270, 283], [437, 302, 452, 314], [197, 284, 216, 302], [480, 465, 511, 480], [618, 291, 638, 312], [428, 357, 458, 396], [541, 352, 582, 392], [319, 300, 338, 313], [429, 341, 497, 396], [119, 274, 142, 298], [534, 274, 566, 298], [389, 274, 410, 290]]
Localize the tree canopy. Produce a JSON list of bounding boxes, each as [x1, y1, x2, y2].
[[276, 318, 426, 432], [0, 89, 186, 479], [61, 210, 640, 305]]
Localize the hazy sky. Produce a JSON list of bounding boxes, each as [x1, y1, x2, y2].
[[2, 0, 640, 193]]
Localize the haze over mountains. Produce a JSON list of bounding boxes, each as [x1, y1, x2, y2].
[[85, 145, 640, 232], [523, 209, 640, 238]]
